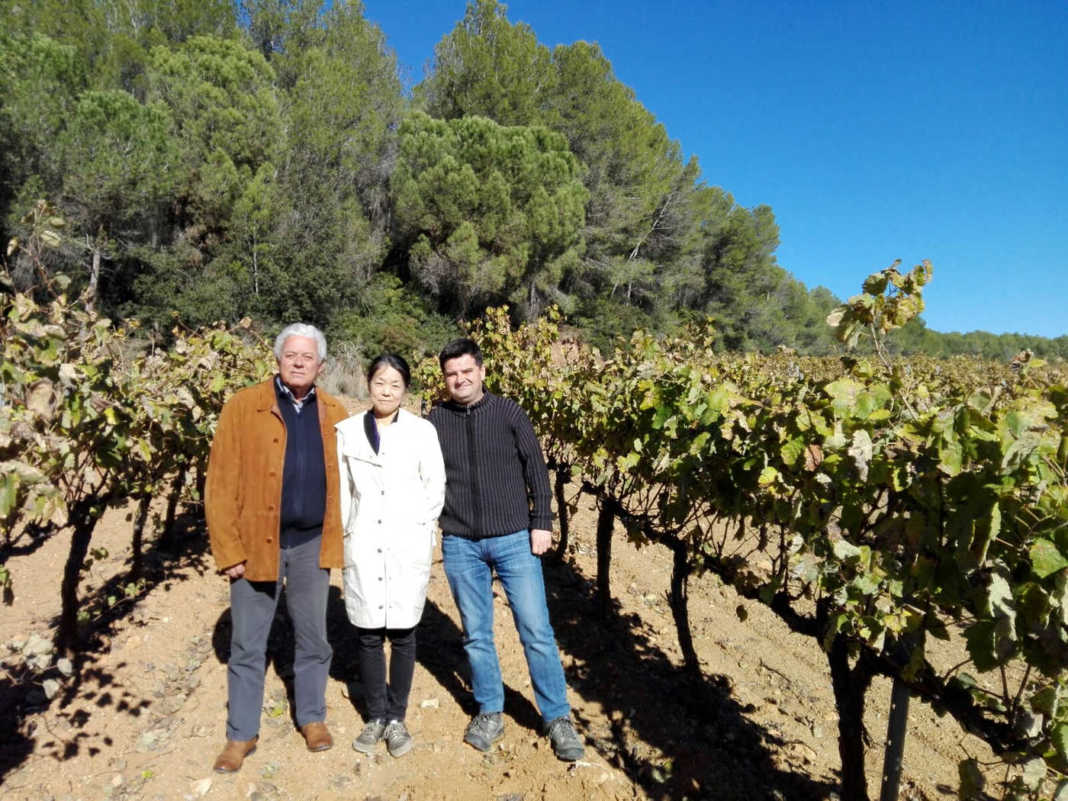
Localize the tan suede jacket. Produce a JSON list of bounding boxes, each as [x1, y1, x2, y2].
[[205, 378, 348, 581]]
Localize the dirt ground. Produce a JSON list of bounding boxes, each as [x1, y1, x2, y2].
[[1, 456, 993, 801]]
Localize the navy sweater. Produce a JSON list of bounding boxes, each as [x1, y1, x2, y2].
[[428, 391, 552, 539], [275, 382, 326, 540]]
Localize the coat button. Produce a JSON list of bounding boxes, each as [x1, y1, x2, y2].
[[266, 536, 273, 543], [377, 519, 382, 524]]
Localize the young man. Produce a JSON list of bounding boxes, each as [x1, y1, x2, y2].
[[428, 338, 584, 762], [205, 324, 348, 772]]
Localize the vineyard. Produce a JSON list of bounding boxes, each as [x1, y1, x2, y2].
[[1, 207, 274, 650], [3, 251, 1068, 800], [414, 263, 1068, 801]]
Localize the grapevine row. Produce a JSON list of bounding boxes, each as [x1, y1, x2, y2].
[[1, 264, 272, 650], [417, 277, 1068, 800]]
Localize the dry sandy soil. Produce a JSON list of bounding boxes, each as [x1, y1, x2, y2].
[[1, 426, 994, 801]]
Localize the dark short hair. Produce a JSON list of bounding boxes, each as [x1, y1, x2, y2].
[[438, 338, 483, 370], [367, 353, 411, 388]]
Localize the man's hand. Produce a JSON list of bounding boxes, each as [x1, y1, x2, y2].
[[224, 562, 247, 580], [530, 529, 553, 555]]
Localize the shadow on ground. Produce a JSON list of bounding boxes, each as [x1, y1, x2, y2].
[[209, 569, 544, 738], [543, 552, 837, 801], [0, 509, 213, 782], [208, 544, 837, 801]]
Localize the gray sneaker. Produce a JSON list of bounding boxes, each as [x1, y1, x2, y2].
[[463, 712, 504, 752], [545, 716, 584, 761], [352, 719, 385, 754], [382, 719, 413, 757]]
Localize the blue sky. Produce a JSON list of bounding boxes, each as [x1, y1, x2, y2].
[[361, 0, 1068, 338]]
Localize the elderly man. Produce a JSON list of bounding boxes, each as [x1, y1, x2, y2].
[[206, 323, 348, 773]]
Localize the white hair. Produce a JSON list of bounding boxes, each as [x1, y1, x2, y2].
[[274, 323, 327, 362]]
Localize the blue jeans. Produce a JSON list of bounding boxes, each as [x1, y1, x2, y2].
[[226, 534, 331, 741], [442, 530, 570, 724]]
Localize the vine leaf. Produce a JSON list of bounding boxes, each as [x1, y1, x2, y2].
[[780, 436, 804, 467], [1030, 539, 1068, 579], [1053, 723, 1068, 763], [964, 621, 999, 672], [832, 539, 861, 561], [758, 466, 779, 486]]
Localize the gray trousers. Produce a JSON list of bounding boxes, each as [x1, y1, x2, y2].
[[226, 534, 331, 741]]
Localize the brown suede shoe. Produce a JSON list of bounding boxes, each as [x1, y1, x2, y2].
[[301, 721, 333, 752], [212, 736, 258, 773]]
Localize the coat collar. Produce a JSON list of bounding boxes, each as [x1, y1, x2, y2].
[[338, 407, 415, 433], [252, 378, 278, 413], [338, 408, 417, 461], [251, 377, 342, 426], [363, 409, 400, 454]]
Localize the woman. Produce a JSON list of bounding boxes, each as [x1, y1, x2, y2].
[[336, 354, 445, 757]]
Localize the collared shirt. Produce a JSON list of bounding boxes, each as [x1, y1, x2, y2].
[[275, 375, 317, 414]]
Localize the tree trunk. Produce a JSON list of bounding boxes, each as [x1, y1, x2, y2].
[[527, 279, 538, 320], [159, 472, 184, 552], [667, 540, 701, 678], [130, 493, 151, 579], [878, 631, 923, 801], [548, 467, 571, 564], [86, 239, 101, 313], [828, 633, 875, 801], [194, 461, 207, 509], [252, 231, 259, 296], [595, 500, 615, 618], [57, 500, 103, 653]]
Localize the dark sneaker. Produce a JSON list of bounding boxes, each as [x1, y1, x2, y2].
[[545, 716, 584, 761], [352, 719, 385, 754], [463, 712, 504, 752], [383, 719, 413, 757]]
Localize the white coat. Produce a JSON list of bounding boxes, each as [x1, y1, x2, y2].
[[336, 408, 446, 629]]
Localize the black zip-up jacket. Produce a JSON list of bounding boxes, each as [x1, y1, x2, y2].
[[428, 391, 552, 539]]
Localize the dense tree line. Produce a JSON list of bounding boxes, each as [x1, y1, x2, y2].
[[1, 0, 1063, 358], [891, 318, 1068, 361]]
